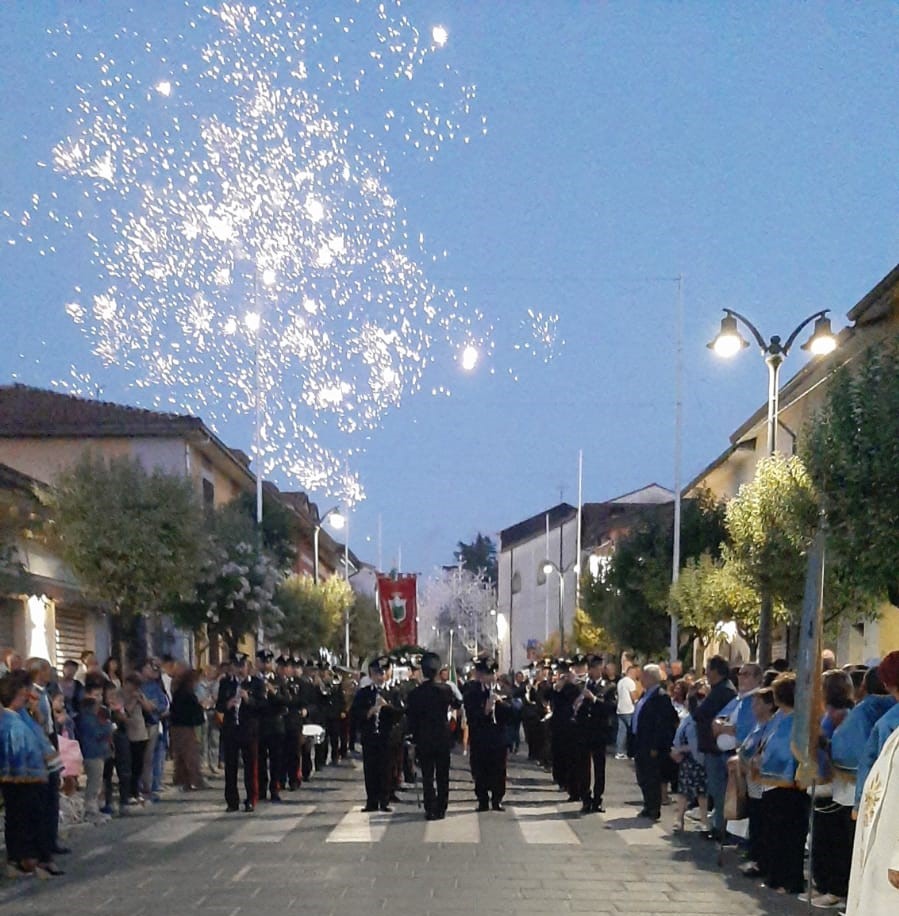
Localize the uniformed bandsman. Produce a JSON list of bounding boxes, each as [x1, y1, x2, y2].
[[254, 648, 288, 803], [462, 657, 512, 812], [216, 652, 265, 812], [572, 653, 618, 813], [405, 651, 460, 820], [351, 656, 400, 812]]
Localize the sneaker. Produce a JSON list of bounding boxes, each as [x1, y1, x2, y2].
[[99, 804, 114, 815], [6, 862, 35, 879], [614, 753, 627, 760], [811, 894, 844, 909]]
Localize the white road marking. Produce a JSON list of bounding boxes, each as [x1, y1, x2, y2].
[[231, 804, 316, 843], [325, 807, 392, 843], [600, 805, 669, 846], [125, 814, 216, 845], [232, 864, 251, 883], [423, 810, 480, 843], [510, 805, 581, 844]]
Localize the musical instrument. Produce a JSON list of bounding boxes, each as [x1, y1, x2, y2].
[[302, 723, 326, 745]]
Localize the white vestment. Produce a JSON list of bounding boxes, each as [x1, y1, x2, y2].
[[846, 725, 899, 914]]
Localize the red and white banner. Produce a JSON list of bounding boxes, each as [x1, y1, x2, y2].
[[376, 573, 418, 649]]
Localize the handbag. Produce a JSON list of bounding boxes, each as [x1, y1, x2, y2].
[[724, 753, 748, 820], [58, 734, 84, 778]]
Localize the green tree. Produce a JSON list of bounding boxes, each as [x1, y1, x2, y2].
[[47, 453, 205, 656], [232, 491, 299, 571], [723, 453, 819, 663], [347, 592, 384, 665], [276, 574, 351, 655], [669, 552, 764, 644], [173, 501, 284, 654], [454, 533, 498, 587], [581, 493, 727, 657], [802, 342, 899, 607]]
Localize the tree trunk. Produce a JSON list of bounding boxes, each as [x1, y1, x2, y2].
[[757, 592, 773, 668]]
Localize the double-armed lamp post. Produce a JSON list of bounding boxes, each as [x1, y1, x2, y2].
[[708, 307, 837, 665]]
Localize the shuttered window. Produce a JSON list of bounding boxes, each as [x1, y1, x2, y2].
[[55, 607, 87, 669]]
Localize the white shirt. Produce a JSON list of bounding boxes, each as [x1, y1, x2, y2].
[[617, 676, 636, 715]]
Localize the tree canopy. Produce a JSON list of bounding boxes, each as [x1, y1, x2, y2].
[[454, 533, 498, 587], [581, 493, 726, 657], [47, 453, 205, 622], [172, 500, 284, 653], [276, 573, 353, 656], [802, 342, 899, 607]]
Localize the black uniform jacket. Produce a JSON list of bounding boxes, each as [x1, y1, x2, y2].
[[405, 680, 460, 751]]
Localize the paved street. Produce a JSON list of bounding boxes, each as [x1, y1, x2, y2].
[[0, 752, 807, 916]]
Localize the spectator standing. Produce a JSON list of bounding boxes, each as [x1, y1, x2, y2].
[[196, 664, 221, 774], [693, 655, 737, 840], [78, 683, 113, 824], [0, 670, 57, 878], [102, 682, 131, 813], [631, 664, 678, 822], [615, 664, 640, 759], [138, 658, 169, 801], [122, 674, 151, 802], [758, 672, 807, 896], [670, 681, 709, 833], [169, 668, 207, 790]]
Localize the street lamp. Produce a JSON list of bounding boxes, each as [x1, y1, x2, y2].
[[540, 559, 577, 655], [708, 306, 838, 665], [708, 308, 837, 456], [312, 505, 344, 584]]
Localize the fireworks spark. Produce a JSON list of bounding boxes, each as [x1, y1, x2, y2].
[[511, 309, 564, 367], [12, 1, 489, 503]]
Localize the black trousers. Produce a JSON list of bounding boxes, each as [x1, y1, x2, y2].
[[283, 729, 302, 788], [41, 770, 61, 852], [223, 726, 258, 808], [583, 745, 607, 806], [128, 739, 148, 798], [315, 719, 340, 768], [811, 800, 854, 898], [105, 729, 132, 806], [361, 737, 391, 807], [2, 783, 46, 863], [258, 730, 283, 798], [418, 746, 450, 816], [747, 796, 765, 866], [635, 749, 663, 817], [469, 739, 507, 804], [301, 736, 314, 780], [761, 788, 809, 893]]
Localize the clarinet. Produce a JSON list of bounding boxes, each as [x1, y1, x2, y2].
[[372, 685, 382, 736], [233, 677, 242, 726]]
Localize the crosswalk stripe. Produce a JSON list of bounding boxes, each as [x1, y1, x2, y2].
[[126, 813, 217, 845], [510, 805, 581, 844], [423, 810, 480, 843], [230, 804, 317, 843], [325, 808, 392, 843], [600, 805, 669, 846]]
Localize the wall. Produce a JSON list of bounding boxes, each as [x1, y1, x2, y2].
[[499, 513, 578, 670]]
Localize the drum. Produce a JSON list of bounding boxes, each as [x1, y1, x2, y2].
[[302, 723, 326, 745]]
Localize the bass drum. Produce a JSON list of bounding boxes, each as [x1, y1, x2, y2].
[[302, 723, 326, 745]]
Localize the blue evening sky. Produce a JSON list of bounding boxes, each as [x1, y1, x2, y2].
[[1, 2, 897, 574]]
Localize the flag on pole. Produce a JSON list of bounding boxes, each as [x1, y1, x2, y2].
[[791, 523, 826, 789], [376, 572, 418, 650]]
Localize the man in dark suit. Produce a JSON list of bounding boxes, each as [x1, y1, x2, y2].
[[351, 656, 400, 812], [631, 663, 678, 822], [405, 651, 460, 820]]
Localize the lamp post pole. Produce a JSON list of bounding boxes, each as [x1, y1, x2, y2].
[[709, 307, 837, 666], [540, 559, 575, 656]]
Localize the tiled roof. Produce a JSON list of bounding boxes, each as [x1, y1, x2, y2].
[[0, 384, 203, 438]]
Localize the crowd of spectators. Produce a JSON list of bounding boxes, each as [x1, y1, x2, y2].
[[0, 648, 229, 879], [620, 648, 899, 910]]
